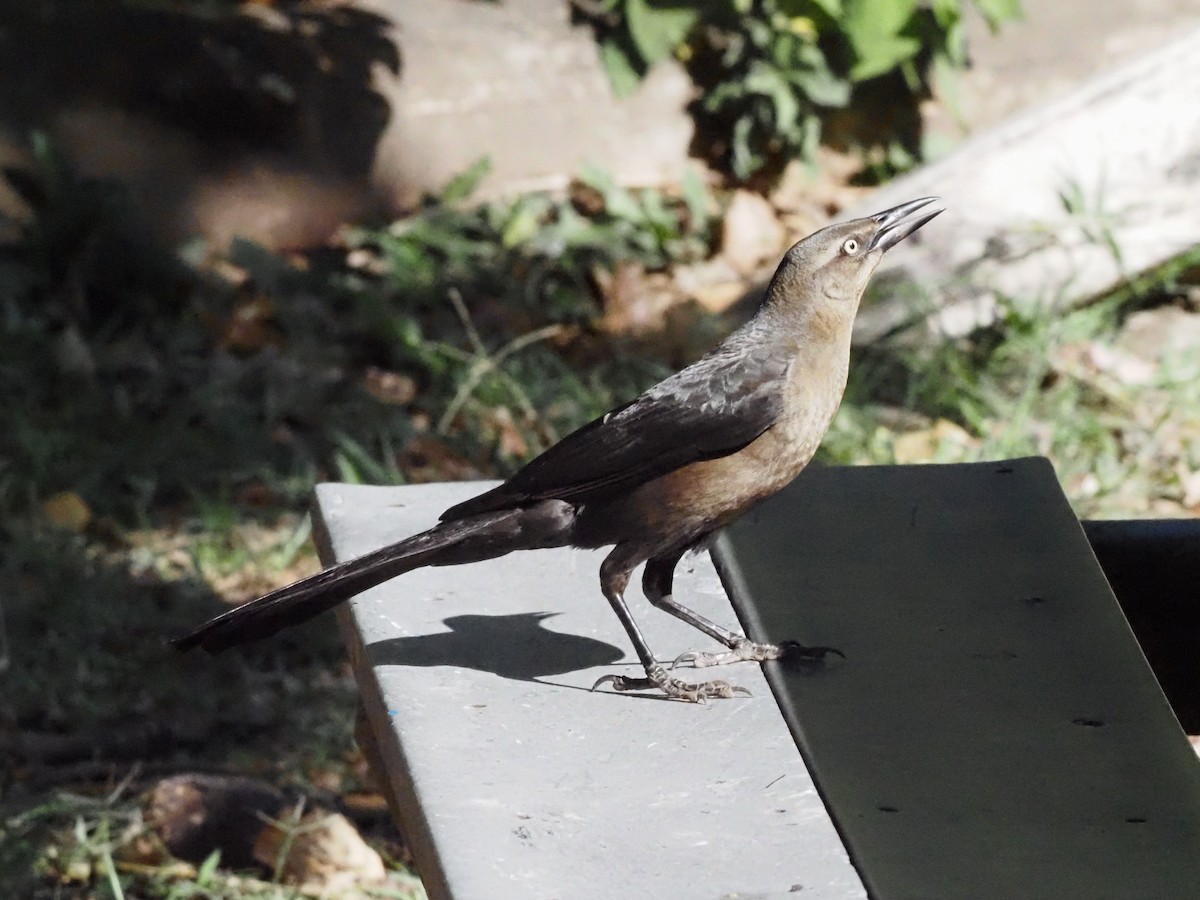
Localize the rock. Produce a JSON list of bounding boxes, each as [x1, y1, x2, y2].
[[848, 30, 1200, 345], [1051, 340, 1156, 389], [145, 773, 386, 892], [146, 774, 290, 870], [1116, 306, 1200, 380], [673, 256, 745, 313]]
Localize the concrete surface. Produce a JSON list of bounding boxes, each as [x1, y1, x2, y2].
[[952, 0, 1200, 133], [315, 481, 866, 900]]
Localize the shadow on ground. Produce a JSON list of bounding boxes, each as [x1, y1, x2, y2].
[[0, 0, 400, 245], [368, 612, 624, 680]]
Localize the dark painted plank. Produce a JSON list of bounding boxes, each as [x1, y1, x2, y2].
[[714, 457, 1200, 900], [1082, 518, 1200, 733]]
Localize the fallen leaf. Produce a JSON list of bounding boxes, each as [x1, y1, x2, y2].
[[220, 293, 282, 353], [254, 807, 386, 893], [399, 435, 483, 483], [673, 257, 747, 314], [596, 262, 677, 335], [42, 491, 91, 532], [362, 366, 418, 405]]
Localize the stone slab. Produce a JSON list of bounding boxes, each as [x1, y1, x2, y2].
[[848, 28, 1200, 344]]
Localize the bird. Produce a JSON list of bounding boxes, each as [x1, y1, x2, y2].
[[173, 196, 943, 702]]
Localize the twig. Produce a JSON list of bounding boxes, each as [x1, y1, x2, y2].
[[436, 291, 565, 434]]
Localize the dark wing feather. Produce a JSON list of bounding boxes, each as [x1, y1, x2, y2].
[[441, 335, 792, 520]]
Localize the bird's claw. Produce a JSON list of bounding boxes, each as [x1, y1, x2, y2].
[[671, 637, 784, 669], [778, 640, 845, 662], [591, 664, 751, 702]]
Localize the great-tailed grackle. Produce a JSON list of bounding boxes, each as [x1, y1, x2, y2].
[[173, 197, 942, 701]]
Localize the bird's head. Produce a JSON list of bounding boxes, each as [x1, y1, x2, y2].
[[766, 196, 943, 318]]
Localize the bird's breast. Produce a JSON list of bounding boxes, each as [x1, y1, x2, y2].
[[576, 353, 850, 554]]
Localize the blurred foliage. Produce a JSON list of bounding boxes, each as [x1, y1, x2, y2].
[[576, 0, 1021, 178], [0, 148, 711, 525]]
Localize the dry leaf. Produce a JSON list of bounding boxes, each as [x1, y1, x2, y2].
[[220, 293, 282, 353], [42, 491, 91, 532], [399, 435, 483, 483], [362, 366, 418, 405], [253, 807, 386, 893]]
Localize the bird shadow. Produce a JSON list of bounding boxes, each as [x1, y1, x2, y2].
[[365, 612, 625, 682]]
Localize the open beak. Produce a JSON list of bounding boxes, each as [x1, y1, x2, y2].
[[868, 196, 944, 253]]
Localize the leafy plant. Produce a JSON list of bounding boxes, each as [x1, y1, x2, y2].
[[576, 0, 1022, 178]]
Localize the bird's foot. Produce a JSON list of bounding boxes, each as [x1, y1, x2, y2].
[[591, 663, 751, 703], [671, 636, 784, 669], [672, 638, 844, 670]]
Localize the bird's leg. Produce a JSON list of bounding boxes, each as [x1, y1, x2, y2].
[[591, 546, 749, 702], [640, 552, 781, 669], [641, 553, 840, 670]]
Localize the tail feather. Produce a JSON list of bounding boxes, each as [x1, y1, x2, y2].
[[171, 504, 570, 654]]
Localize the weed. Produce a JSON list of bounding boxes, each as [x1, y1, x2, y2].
[[827, 268, 1200, 519], [576, 0, 1023, 179]]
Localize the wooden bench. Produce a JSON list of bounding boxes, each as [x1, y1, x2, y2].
[[314, 457, 1200, 899]]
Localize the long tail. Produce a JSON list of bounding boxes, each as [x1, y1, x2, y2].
[[171, 501, 575, 654]]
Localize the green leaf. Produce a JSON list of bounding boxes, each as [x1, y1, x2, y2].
[[930, 53, 965, 124], [801, 0, 840, 17], [743, 60, 801, 134], [930, 0, 961, 28], [680, 168, 711, 233], [196, 850, 222, 886], [790, 46, 852, 108], [577, 164, 645, 222], [440, 157, 491, 203], [842, 0, 922, 82], [599, 39, 643, 97], [730, 114, 762, 179], [624, 0, 699, 66], [973, 0, 1022, 31], [500, 195, 551, 248]]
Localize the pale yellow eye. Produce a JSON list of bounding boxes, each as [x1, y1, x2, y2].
[[841, 238, 860, 255]]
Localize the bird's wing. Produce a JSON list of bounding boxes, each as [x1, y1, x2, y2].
[[441, 337, 792, 520]]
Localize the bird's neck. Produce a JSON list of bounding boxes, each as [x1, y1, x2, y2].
[[758, 288, 860, 355]]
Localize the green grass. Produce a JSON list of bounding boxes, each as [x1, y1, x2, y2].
[[824, 263, 1200, 518]]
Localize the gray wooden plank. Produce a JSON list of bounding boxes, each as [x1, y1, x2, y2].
[[313, 481, 866, 900], [714, 457, 1200, 900]]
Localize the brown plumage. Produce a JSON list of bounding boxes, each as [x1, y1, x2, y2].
[[173, 197, 943, 701]]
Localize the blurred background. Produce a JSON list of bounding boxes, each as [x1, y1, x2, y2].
[[3, 1, 1200, 896]]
